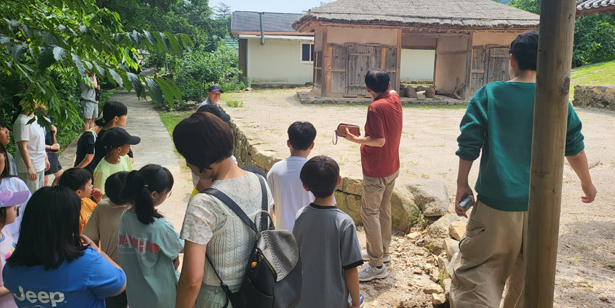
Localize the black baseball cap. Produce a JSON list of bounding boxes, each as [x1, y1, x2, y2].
[[207, 85, 223, 93], [196, 104, 231, 122], [101, 127, 141, 150]]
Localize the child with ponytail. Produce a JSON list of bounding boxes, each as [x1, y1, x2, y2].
[[117, 164, 183, 308]]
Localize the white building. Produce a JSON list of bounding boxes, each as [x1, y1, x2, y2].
[[231, 11, 314, 86]]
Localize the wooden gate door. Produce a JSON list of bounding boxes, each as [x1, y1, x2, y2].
[[470, 46, 511, 95], [330, 45, 348, 95], [383, 46, 398, 92], [486, 47, 510, 83], [471, 46, 487, 95], [346, 44, 381, 95]]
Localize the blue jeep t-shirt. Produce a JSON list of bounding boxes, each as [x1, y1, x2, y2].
[[2, 247, 125, 308]]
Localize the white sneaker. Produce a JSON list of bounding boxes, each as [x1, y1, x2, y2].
[[361, 250, 391, 263], [358, 264, 388, 282]]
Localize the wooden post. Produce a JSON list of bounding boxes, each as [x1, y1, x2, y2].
[[464, 33, 473, 100], [322, 25, 331, 97], [525, 0, 577, 307], [396, 29, 402, 92]]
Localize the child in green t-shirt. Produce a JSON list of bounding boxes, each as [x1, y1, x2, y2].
[[93, 127, 140, 196]]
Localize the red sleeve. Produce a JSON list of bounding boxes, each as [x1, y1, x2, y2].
[[365, 106, 385, 139]]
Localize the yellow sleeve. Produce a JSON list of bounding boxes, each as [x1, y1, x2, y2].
[[190, 187, 199, 200]]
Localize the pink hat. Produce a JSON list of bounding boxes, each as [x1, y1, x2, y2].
[[0, 189, 29, 208]]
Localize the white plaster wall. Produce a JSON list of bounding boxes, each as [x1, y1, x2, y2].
[[473, 32, 521, 46], [435, 36, 469, 91], [328, 27, 397, 46], [247, 39, 313, 85], [400, 49, 435, 81]]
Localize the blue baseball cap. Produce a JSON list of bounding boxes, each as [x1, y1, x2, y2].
[[207, 85, 223, 93]]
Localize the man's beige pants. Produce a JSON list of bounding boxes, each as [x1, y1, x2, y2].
[[362, 170, 399, 267], [450, 201, 528, 308]]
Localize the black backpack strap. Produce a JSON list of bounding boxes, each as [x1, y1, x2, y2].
[[204, 187, 257, 232], [257, 175, 269, 232], [205, 254, 232, 308]]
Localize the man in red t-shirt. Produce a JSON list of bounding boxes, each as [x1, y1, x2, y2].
[[344, 68, 403, 281]]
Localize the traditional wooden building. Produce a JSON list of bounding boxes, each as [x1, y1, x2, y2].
[[292, 0, 540, 99]]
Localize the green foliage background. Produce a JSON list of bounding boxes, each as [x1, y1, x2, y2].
[[503, 0, 615, 67]]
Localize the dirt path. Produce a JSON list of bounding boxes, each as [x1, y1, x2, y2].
[[221, 88, 615, 307], [59, 91, 193, 232]]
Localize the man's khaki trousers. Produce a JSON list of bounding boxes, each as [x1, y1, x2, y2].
[[450, 201, 527, 308], [362, 170, 399, 267]]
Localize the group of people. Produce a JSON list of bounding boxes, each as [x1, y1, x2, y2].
[[0, 30, 598, 308]]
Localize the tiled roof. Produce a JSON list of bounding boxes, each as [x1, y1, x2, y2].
[[293, 0, 540, 31], [231, 11, 303, 33], [577, 0, 615, 12]]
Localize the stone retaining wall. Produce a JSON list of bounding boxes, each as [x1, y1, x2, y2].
[[297, 92, 468, 106], [228, 119, 421, 232], [573, 85, 615, 110]]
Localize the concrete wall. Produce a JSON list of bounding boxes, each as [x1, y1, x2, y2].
[[472, 31, 520, 46], [228, 116, 420, 232], [400, 49, 435, 81], [435, 36, 469, 92], [247, 38, 313, 85], [328, 26, 398, 46]]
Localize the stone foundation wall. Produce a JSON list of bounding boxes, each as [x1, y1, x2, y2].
[[573, 85, 615, 110], [228, 119, 421, 232]]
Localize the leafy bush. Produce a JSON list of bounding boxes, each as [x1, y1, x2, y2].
[[573, 16, 615, 67], [169, 46, 244, 102]]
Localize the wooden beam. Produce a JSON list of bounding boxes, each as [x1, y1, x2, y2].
[[525, 0, 577, 307], [433, 39, 438, 88], [381, 48, 386, 70], [323, 25, 331, 97], [436, 50, 468, 56], [396, 29, 402, 92], [464, 33, 473, 100]]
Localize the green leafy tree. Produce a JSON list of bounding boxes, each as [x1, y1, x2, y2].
[[508, 0, 540, 14], [1, 0, 191, 125]]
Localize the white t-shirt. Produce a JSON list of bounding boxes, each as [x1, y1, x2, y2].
[[1, 177, 32, 242], [266, 156, 315, 231], [13, 114, 46, 173]]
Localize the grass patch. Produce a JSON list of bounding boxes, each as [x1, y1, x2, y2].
[[157, 110, 193, 172], [226, 100, 244, 108], [570, 60, 615, 98], [158, 110, 193, 138]]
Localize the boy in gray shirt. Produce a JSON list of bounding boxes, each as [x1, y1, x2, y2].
[[293, 155, 363, 308]]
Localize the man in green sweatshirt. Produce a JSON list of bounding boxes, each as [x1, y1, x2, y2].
[[450, 31, 597, 308]]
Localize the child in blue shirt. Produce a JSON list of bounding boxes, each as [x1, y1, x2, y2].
[[3, 186, 126, 308]]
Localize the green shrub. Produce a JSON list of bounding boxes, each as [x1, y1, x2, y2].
[[573, 16, 615, 67], [168, 46, 245, 102]]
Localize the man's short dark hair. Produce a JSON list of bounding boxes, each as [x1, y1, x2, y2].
[[300, 155, 339, 198], [0, 116, 7, 128], [510, 31, 539, 71], [58, 168, 92, 191], [365, 69, 390, 93], [105, 171, 129, 205], [288, 121, 316, 151], [173, 112, 234, 172]]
